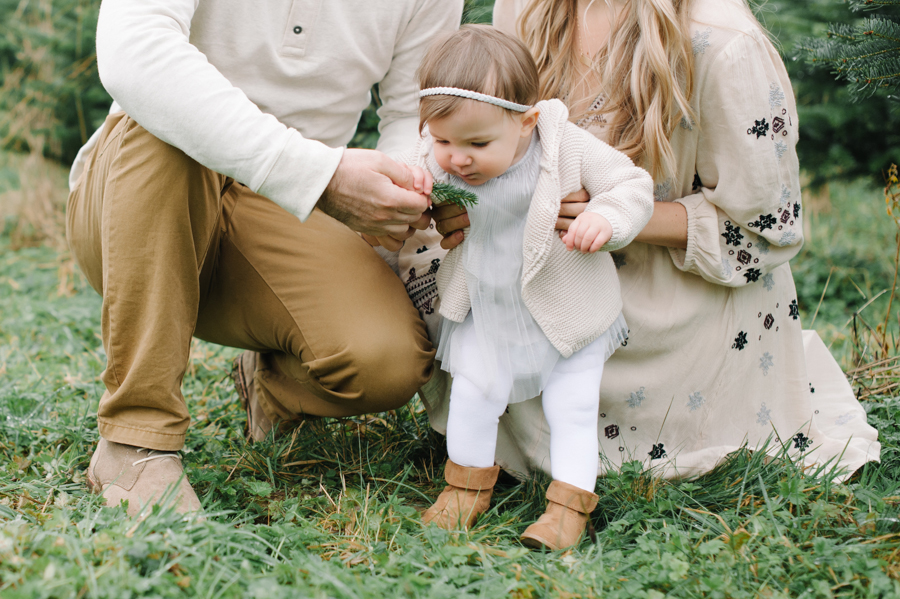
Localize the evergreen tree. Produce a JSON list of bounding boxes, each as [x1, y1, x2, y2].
[[802, 1, 900, 102]]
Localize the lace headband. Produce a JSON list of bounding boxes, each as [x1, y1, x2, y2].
[[418, 87, 532, 113]]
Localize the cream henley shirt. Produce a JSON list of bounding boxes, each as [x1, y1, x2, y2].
[[69, 0, 463, 222]]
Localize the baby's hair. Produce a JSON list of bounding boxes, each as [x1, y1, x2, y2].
[[417, 24, 540, 133]]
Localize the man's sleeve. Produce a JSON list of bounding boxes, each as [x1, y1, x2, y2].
[[96, 0, 342, 222], [375, 0, 462, 158]]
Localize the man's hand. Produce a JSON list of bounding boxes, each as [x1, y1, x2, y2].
[[561, 211, 612, 253], [319, 149, 432, 244]]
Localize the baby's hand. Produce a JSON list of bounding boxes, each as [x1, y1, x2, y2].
[[561, 212, 612, 253], [406, 164, 433, 206]]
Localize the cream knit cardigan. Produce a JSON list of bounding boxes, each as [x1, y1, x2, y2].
[[406, 99, 653, 358]]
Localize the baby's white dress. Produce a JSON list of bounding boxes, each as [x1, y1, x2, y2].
[[435, 132, 628, 405]]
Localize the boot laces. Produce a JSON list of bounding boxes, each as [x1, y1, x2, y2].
[[132, 448, 183, 467]]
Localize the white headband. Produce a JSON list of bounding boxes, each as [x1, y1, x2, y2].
[[419, 87, 532, 113]]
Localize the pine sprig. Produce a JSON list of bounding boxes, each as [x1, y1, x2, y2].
[[430, 181, 479, 208]]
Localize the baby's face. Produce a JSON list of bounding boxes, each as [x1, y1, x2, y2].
[[427, 100, 536, 186]]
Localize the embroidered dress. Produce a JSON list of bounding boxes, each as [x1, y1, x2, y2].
[[435, 134, 627, 404], [398, 0, 880, 482]]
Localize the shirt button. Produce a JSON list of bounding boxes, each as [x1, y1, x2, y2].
[[293, 25, 303, 34]]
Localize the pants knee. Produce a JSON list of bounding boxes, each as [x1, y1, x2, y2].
[[311, 339, 434, 411]]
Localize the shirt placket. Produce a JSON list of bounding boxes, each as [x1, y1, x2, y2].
[[280, 0, 322, 58]]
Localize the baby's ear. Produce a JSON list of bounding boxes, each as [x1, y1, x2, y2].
[[520, 106, 539, 136]]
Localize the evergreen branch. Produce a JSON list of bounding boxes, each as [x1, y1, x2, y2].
[[430, 181, 479, 208]]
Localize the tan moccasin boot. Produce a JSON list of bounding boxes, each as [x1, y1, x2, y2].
[[422, 460, 500, 530], [231, 351, 275, 442], [86, 438, 202, 517], [520, 480, 599, 550]]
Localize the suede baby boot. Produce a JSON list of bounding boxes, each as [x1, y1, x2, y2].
[[422, 459, 500, 530], [520, 480, 599, 550]]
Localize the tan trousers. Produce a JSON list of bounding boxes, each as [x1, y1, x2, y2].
[[66, 113, 435, 451]]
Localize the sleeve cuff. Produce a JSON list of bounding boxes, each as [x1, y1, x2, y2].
[[670, 193, 708, 273], [588, 206, 627, 251], [256, 131, 345, 223]]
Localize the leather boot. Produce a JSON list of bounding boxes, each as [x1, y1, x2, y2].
[[520, 480, 599, 550], [87, 438, 202, 517], [422, 460, 500, 530], [231, 351, 275, 442]]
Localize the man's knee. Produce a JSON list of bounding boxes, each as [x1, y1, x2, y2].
[[312, 336, 435, 412]]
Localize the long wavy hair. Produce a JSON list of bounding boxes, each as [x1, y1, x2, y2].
[[518, 0, 696, 180]]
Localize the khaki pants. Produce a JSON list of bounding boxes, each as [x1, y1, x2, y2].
[[66, 113, 435, 451]]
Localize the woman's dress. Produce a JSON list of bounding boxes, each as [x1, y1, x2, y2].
[[398, 0, 880, 480]]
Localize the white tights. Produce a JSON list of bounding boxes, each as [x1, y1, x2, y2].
[[445, 345, 604, 493]]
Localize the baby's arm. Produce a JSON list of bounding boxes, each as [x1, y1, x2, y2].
[[568, 125, 655, 253]]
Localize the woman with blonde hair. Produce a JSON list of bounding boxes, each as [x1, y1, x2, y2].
[[400, 0, 880, 544]]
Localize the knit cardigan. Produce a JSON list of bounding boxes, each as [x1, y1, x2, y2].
[[404, 99, 653, 358]]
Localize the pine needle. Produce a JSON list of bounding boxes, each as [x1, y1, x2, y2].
[[430, 181, 479, 209]]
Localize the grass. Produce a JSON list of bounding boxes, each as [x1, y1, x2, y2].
[[0, 154, 898, 597]]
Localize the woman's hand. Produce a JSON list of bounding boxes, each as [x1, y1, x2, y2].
[[432, 202, 470, 250], [556, 188, 590, 233]]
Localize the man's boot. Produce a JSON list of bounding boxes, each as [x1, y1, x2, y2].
[[86, 439, 201, 517], [520, 480, 598, 550], [422, 460, 499, 530], [231, 351, 275, 442]]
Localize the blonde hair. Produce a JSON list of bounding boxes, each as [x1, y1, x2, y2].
[[417, 24, 540, 132], [518, 0, 696, 179]]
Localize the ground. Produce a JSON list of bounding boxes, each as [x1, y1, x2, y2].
[[0, 153, 898, 597]]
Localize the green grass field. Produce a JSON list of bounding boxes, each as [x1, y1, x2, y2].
[[0, 154, 898, 597]]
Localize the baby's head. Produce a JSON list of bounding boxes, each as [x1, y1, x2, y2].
[[417, 25, 540, 186]]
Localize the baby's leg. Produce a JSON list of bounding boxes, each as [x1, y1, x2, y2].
[[541, 356, 605, 492], [446, 374, 509, 468]]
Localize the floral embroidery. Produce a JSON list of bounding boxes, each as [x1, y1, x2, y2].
[[750, 213, 777, 231], [772, 116, 786, 135], [722, 222, 744, 246], [762, 272, 775, 291], [687, 391, 705, 412], [763, 314, 774, 329], [416, 245, 428, 254], [737, 249, 752, 265], [732, 331, 748, 350], [681, 116, 695, 131], [793, 203, 801, 218], [779, 230, 798, 246], [792, 432, 812, 452], [649, 443, 667, 459], [605, 424, 620, 439], [743, 268, 762, 283], [756, 236, 771, 254], [789, 299, 799, 320], [748, 118, 770, 139], [628, 387, 646, 408], [721, 258, 732, 278], [405, 259, 441, 315], [611, 252, 627, 270], [775, 140, 788, 160], [768, 83, 785, 110], [692, 27, 712, 55], [759, 352, 774, 376], [757, 403, 772, 425], [835, 413, 856, 426], [692, 173, 702, 192], [575, 95, 608, 130], [779, 185, 791, 209], [654, 179, 673, 202]]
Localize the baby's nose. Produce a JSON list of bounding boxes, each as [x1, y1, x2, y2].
[[451, 153, 472, 166]]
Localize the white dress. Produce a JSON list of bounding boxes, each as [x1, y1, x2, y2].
[[435, 133, 627, 404]]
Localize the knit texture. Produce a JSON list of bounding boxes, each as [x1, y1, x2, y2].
[[404, 99, 653, 357]]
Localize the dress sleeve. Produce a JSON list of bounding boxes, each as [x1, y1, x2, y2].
[[668, 29, 803, 287], [376, 0, 463, 158]]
